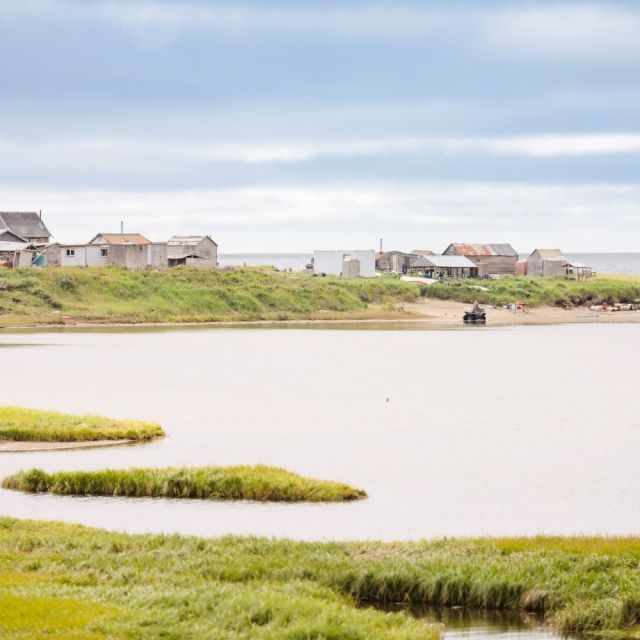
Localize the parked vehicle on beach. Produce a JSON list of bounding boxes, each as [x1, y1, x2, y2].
[[463, 308, 487, 324]]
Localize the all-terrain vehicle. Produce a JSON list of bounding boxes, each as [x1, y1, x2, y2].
[[463, 308, 487, 324]]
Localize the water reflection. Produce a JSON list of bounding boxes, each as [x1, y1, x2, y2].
[[382, 607, 557, 640]]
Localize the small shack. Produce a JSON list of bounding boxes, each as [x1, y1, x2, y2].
[[443, 243, 518, 277], [409, 255, 478, 279], [0, 241, 35, 268], [527, 249, 567, 277], [341, 257, 361, 278], [565, 261, 593, 281], [167, 235, 218, 268]]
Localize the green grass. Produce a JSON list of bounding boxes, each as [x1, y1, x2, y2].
[[2, 466, 367, 502], [3, 520, 640, 638], [0, 266, 419, 326], [419, 275, 640, 308], [0, 406, 164, 442]]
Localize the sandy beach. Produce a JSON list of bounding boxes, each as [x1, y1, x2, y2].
[[402, 298, 640, 326]]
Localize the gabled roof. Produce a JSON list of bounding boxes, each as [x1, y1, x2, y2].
[[90, 233, 151, 245], [0, 212, 50, 239], [411, 249, 435, 256], [530, 249, 566, 261], [445, 243, 518, 257], [412, 255, 476, 269], [167, 235, 217, 246], [0, 229, 27, 243]]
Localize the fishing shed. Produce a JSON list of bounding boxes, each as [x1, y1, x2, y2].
[[443, 243, 518, 277]]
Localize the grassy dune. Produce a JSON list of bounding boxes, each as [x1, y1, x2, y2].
[[3, 520, 640, 638], [0, 266, 419, 326], [0, 406, 164, 442], [2, 466, 367, 502], [420, 275, 640, 307]]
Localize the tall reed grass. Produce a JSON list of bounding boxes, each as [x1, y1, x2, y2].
[[2, 519, 640, 638], [2, 465, 367, 502], [0, 406, 164, 442]]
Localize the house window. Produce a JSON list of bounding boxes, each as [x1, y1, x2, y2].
[[65, 249, 75, 257], [100, 248, 109, 257]]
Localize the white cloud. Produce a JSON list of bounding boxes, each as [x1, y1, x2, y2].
[[4, 1, 640, 59], [2, 181, 638, 251], [1, 133, 639, 172]]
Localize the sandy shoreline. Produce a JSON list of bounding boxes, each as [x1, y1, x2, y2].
[[0, 300, 639, 331], [0, 439, 135, 452], [402, 299, 640, 326]]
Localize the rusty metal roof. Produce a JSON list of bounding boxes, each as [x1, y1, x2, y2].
[[90, 233, 151, 245], [446, 243, 517, 257]]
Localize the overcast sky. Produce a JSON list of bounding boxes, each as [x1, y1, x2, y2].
[[2, 0, 640, 252]]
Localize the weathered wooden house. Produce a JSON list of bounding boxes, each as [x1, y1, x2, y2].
[[0, 211, 51, 246], [527, 249, 567, 277], [375, 251, 418, 273], [409, 255, 478, 279], [167, 235, 218, 268], [442, 243, 518, 277]]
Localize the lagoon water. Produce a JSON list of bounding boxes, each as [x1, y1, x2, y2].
[[0, 323, 639, 541]]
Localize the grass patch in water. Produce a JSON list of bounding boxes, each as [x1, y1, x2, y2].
[[4, 520, 640, 637], [0, 406, 164, 442], [2, 465, 367, 502]]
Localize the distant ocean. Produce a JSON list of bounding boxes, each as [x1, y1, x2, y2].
[[219, 252, 640, 275]]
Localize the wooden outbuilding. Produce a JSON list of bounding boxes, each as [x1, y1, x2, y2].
[[167, 235, 218, 268], [443, 243, 518, 277], [527, 249, 567, 277]]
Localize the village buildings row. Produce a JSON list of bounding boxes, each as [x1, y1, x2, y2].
[[1, 211, 591, 280], [314, 244, 592, 280], [0, 212, 218, 270]]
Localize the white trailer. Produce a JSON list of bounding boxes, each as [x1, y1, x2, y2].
[[313, 250, 375, 277]]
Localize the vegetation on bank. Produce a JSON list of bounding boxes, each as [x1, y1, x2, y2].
[[3, 520, 640, 638], [2, 466, 366, 502], [0, 406, 164, 442], [0, 266, 419, 326], [420, 275, 640, 308]]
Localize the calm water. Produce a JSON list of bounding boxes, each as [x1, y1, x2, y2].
[[0, 323, 639, 540], [386, 608, 556, 640], [220, 252, 640, 274]]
